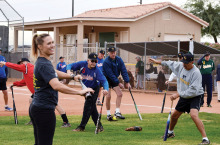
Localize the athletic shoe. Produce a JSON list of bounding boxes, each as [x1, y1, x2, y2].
[[72, 126, 85, 132], [5, 106, 13, 111], [25, 121, 33, 125], [61, 122, 71, 128], [161, 132, 175, 139], [107, 115, 113, 121], [198, 139, 210, 145], [114, 112, 125, 119], [97, 125, 104, 133], [207, 104, 212, 107], [96, 100, 102, 106]]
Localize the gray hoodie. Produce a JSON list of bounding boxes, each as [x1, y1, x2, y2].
[[161, 61, 204, 98]]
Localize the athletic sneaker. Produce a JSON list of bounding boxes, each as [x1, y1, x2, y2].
[[25, 121, 33, 125], [97, 125, 104, 133], [72, 126, 85, 132], [198, 139, 210, 145], [107, 115, 113, 121], [207, 104, 212, 107], [61, 122, 71, 128], [5, 106, 13, 111], [114, 112, 125, 119], [161, 132, 175, 138]]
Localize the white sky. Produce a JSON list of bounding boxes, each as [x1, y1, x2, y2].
[[2, 0, 218, 45]]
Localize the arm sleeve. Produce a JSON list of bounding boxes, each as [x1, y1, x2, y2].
[[66, 61, 83, 71], [103, 61, 120, 86], [56, 63, 59, 70], [179, 72, 203, 98], [120, 58, 129, 83], [13, 79, 26, 86], [6, 62, 26, 73], [197, 56, 205, 65], [96, 68, 109, 91], [168, 72, 176, 82], [161, 61, 182, 77]]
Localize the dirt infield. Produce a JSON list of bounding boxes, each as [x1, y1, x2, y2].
[[0, 82, 220, 116]]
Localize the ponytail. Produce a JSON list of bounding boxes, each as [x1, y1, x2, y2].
[[31, 33, 50, 59]]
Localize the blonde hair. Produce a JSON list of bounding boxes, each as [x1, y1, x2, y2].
[[31, 33, 50, 59]]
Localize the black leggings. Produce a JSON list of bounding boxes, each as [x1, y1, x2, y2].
[[29, 104, 56, 145], [80, 86, 101, 128]]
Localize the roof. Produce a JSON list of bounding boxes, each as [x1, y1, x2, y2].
[[76, 2, 209, 27], [107, 41, 220, 56], [11, 2, 208, 27]]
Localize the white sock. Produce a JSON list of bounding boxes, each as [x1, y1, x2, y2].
[[115, 108, 120, 113], [107, 110, 111, 116], [168, 130, 173, 134], [203, 137, 209, 141], [5, 105, 8, 107]]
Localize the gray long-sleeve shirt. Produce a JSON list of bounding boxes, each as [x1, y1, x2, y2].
[[161, 61, 204, 98]]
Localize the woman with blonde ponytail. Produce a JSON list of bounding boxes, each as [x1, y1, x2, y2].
[[29, 33, 94, 145]]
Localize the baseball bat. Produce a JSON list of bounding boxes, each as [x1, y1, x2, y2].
[[161, 85, 168, 113], [129, 88, 142, 120], [163, 101, 173, 141], [10, 86, 18, 124], [95, 95, 105, 134], [79, 79, 92, 98]]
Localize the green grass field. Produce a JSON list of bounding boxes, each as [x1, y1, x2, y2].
[[0, 113, 220, 145]]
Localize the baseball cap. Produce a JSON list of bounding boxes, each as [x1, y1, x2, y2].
[[99, 50, 105, 54], [136, 56, 141, 59], [88, 53, 98, 60], [17, 58, 30, 64], [178, 52, 184, 58], [181, 52, 194, 64], [108, 46, 116, 52], [59, 56, 64, 59], [204, 51, 210, 56]]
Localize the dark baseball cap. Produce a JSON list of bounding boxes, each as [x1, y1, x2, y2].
[[204, 51, 210, 56], [178, 52, 184, 58], [88, 53, 98, 60], [108, 46, 116, 52], [99, 50, 105, 54], [181, 52, 194, 64], [17, 58, 30, 64], [59, 56, 65, 59]]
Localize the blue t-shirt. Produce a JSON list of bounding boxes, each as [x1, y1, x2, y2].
[[67, 61, 109, 91], [97, 58, 104, 72], [32, 57, 58, 110], [56, 62, 67, 73], [0, 55, 7, 79]]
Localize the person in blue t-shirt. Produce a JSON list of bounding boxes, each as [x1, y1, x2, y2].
[[67, 53, 109, 132], [0, 48, 13, 111], [30, 33, 94, 145], [103, 46, 131, 121], [96, 50, 105, 105], [56, 56, 69, 84]]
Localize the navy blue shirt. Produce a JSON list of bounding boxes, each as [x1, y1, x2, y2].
[[56, 62, 67, 73], [67, 61, 109, 91], [217, 64, 220, 81], [103, 56, 129, 86], [32, 57, 58, 110], [0, 55, 7, 79]]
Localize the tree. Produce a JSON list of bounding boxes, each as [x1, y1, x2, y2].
[[184, 0, 220, 43]]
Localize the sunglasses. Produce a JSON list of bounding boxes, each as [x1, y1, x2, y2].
[[91, 59, 97, 63]]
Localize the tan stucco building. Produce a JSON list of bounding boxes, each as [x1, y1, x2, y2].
[[13, 2, 208, 63]]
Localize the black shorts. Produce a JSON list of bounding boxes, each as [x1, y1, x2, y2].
[[175, 95, 202, 113], [105, 76, 118, 88], [0, 78, 7, 90]]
